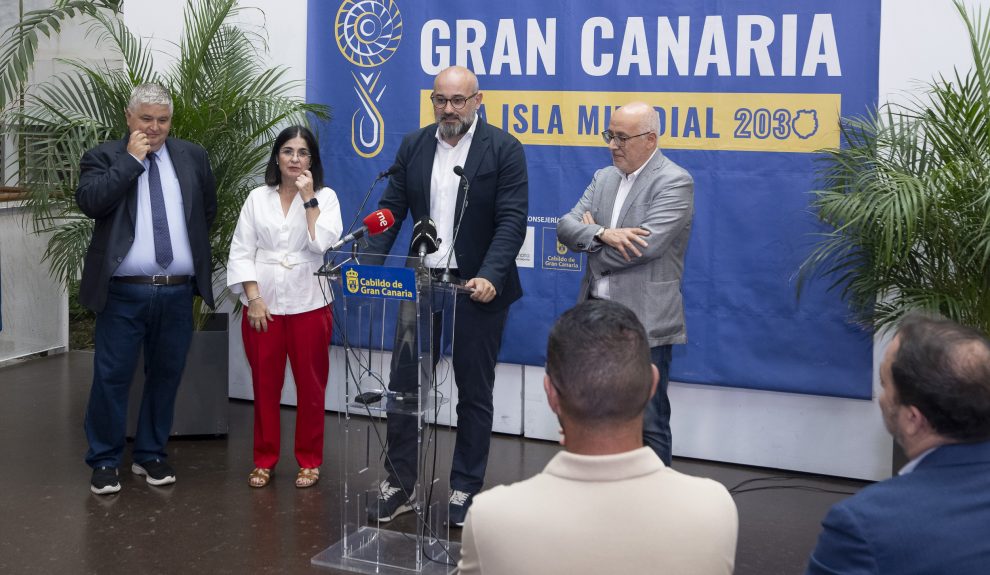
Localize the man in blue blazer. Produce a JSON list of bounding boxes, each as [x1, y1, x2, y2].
[[76, 83, 216, 495], [806, 315, 990, 574], [557, 101, 694, 467], [365, 66, 528, 527]]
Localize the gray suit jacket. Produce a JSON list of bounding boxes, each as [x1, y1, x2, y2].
[[557, 150, 693, 347]]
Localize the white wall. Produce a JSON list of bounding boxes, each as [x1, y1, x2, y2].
[[122, 0, 307, 100], [1, 0, 103, 365], [880, 0, 983, 106], [0, 205, 69, 363], [120, 0, 987, 480]]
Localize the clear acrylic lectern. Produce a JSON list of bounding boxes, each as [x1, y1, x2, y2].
[[312, 250, 461, 575]]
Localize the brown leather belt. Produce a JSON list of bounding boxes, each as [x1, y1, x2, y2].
[[113, 275, 190, 286]]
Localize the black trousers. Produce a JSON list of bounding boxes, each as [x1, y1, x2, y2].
[[384, 290, 509, 495]]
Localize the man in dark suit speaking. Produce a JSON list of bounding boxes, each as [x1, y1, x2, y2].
[[806, 315, 990, 574], [76, 83, 216, 495], [365, 66, 528, 527]]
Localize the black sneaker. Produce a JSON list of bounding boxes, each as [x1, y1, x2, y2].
[[447, 489, 473, 527], [368, 480, 414, 523], [131, 459, 176, 486], [90, 466, 121, 495]]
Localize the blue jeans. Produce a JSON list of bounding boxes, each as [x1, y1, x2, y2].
[[644, 345, 672, 466], [84, 280, 194, 468]]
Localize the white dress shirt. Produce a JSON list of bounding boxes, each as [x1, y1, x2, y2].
[[116, 145, 195, 276], [426, 115, 478, 269], [226, 185, 343, 315], [898, 446, 938, 475], [592, 149, 658, 299]]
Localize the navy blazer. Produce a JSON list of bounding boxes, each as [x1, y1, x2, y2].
[[806, 439, 990, 575], [76, 137, 217, 312], [367, 118, 528, 312]]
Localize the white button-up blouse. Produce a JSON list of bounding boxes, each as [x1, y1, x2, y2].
[[226, 184, 343, 315]]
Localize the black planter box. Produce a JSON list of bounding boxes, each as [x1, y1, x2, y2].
[[127, 312, 229, 437]]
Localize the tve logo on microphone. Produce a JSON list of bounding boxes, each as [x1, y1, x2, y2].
[[372, 210, 391, 231]]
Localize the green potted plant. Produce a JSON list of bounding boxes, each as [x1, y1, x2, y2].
[[799, 0, 990, 335], [1, 0, 329, 319], [0, 0, 330, 433]]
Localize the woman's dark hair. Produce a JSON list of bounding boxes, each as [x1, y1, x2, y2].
[[264, 125, 324, 189]]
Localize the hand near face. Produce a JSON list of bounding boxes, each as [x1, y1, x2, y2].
[[127, 130, 150, 161], [295, 170, 314, 201]]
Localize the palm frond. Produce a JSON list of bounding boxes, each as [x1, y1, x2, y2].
[[3, 0, 330, 315], [0, 0, 120, 110], [800, 0, 990, 334]]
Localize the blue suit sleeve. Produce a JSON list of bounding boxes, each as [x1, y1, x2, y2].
[[475, 135, 528, 293], [805, 503, 879, 575], [75, 146, 144, 219]]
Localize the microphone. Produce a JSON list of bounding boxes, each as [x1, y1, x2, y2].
[[339, 164, 400, 246], [441, 165, 471, 285], [411, 217, 440, 258], [378, 163, 400, 180], [329, 209, 395, 251]]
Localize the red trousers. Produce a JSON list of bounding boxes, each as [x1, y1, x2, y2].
[[241, 306, 332, 469]]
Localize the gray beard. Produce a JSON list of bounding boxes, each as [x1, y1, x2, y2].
[[437, 112, 475, 140]]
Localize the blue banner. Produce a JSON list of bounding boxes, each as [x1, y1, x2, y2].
[[309, 0, 880, 399]]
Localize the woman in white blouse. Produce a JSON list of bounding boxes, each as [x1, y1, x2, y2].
[[226, 125, 343, 488]]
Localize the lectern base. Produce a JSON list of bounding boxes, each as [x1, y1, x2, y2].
[[311, 527, 460, 574]]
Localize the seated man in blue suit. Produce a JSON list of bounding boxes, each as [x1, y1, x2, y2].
[[806, 315, 990, 574]]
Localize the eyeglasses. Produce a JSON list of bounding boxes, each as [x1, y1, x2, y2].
[[279, 148, 311, 160], [430, 92, 478, 110], [601, 130, 652, 147]]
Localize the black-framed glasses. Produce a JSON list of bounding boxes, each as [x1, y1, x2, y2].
[[430, 92, 478, 110], [279, 147, 311, 160], [601, 130, 652, 147]]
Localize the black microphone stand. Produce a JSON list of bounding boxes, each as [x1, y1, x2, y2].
[[344, 166, 395, 239], [320, 166, 395, 277], [440, 167, 470, 286]]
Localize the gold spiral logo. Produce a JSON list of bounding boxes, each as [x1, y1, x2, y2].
[[335, 0, 401, 158], [335, 0, 402, 67]]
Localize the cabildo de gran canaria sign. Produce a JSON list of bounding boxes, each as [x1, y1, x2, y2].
[[342, 264, 417, 301]]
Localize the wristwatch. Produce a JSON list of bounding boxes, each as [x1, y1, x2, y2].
[[593, 226, 606, 243], [303, 197, 319, 209]]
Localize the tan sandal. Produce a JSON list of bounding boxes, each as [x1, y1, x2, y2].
[[248, 467, 272, 488], [295, 467, 320, 488]]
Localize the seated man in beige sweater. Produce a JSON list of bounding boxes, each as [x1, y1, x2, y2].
[[457, 299, 738, 575]]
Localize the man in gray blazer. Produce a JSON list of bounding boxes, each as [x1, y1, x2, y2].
[[556, 101, 694, 466]]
